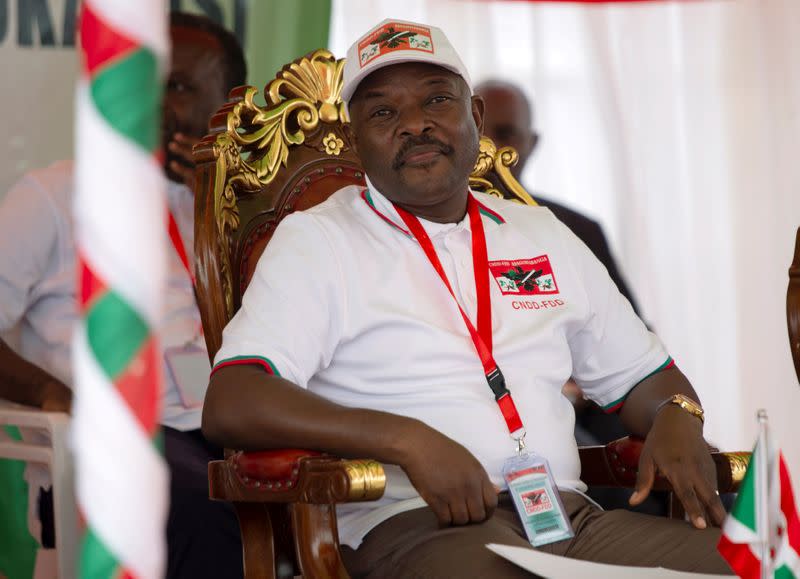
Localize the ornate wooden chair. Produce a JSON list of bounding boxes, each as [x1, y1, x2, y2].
[[193, 49, 749, 579]]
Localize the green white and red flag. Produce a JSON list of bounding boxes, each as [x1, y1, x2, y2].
[[73, 1, 169, 578], [718, 412, 800, 579]]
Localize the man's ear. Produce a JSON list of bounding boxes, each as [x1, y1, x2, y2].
[[471, 95, 485, 135], [529, 130, 540, 157], [344, 122, 359, 158]]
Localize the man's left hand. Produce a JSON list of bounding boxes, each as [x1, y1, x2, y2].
[[629, 405, 726, 529]]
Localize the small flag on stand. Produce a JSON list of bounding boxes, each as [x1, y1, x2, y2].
[[73, 1, 170, 577], [718, 410, 800, 579]]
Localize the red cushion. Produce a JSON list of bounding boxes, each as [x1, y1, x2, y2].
[[234, 449, 324, 483], [606, 437, 644, 485]]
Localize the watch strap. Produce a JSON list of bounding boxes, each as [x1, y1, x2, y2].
[[656, 394, 704, 423]]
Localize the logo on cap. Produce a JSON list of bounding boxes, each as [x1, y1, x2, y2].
[[358, 22, 435, 69]]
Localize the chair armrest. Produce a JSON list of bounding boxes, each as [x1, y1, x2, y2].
[[579, 436, 750, 493], [712, 451, 750, 493], [0, 401, 70, 463], [0, 401, 78, 577], [209, 449, 386, 504]]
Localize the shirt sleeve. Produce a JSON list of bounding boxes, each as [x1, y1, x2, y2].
[[213, 211, 346, 388], [0, 174, 60, 332], [555, 219, 670, 412]]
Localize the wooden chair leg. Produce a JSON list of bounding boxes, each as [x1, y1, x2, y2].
[[268, 504, 297, 579], [291, 503, 349, 579], [234, 502, 276, 579]]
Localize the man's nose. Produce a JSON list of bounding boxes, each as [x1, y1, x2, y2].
[[397, 106, 432, 137]]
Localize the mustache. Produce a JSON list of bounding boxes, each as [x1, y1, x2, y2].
[[392, 135, 453, 170]]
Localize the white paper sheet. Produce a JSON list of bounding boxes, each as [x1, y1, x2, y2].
[[486, 544, 735, 578]]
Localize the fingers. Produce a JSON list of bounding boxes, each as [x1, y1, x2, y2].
[[168, 134, 196, 170], [666, 457, 725, 529], [449, 500, 470, 526], [630, 453, 655, 506], [169, 159, 194, 181], [168, 133, 197, 162], [672, 482, 708, 529], [429, 477, 497, 527], [453, 476, 497, 526], [463, 486, 487, 524], [448, 479, 479, 526], [430, 498, 452, 527], [696, 482, 727, 527], [662, 453, 725, 528], [168, 133, 199, 189]]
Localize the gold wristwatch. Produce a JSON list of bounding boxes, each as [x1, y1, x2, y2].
[[656, 394, 704, 423]]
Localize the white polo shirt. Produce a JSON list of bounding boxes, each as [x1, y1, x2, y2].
[[215, 179, 670, 548], [0, 162, 206, 431]]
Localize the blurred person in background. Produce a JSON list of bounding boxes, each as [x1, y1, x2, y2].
[[0, 12, 247, 579]]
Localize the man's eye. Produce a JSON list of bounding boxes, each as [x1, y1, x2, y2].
[[370, 108, 392, 119], [429, 95, 450, 104], [168, 79, 189, 93]]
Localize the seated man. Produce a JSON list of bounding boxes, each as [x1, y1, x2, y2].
[[203, 19, 732, 578], [0, 12, 245, 579]]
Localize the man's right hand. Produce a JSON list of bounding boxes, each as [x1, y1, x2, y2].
[[398, 423, 498, 526]]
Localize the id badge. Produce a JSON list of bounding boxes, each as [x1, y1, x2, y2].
[[503, 452, 574, 547], [164, 344, 211, 409]]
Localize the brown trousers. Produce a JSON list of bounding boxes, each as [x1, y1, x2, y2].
[[341, 492, 733, 578]]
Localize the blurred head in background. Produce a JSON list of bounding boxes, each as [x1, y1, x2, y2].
[[474, 80, 539, 180], [163, 12, 247, 184]]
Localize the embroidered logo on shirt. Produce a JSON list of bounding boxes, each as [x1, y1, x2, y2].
[[489, 256, 559, 296], [358, 23, 435, 68]]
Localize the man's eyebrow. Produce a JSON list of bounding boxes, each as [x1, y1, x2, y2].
[[421, 77, 455, 88], [353, 75, 461, 105], [357, 88, 388, 102]]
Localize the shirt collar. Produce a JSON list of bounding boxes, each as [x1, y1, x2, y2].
[[361, 175, 506, 238]]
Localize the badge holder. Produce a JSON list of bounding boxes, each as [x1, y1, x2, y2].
[[164, 342, 211, 409], [502, 434, 574, 548]]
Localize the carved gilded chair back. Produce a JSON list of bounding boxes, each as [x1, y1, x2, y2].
[[193, 49, 536, 360]]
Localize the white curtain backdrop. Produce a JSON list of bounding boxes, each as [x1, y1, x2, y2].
[[330, 0, 800, 468]]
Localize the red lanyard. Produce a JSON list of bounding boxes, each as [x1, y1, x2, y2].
[[167, 210, 195, 286], [392, 193, 525, 441]]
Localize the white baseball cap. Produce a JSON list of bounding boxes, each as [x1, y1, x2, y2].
[[341, 19, 471, 106]]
